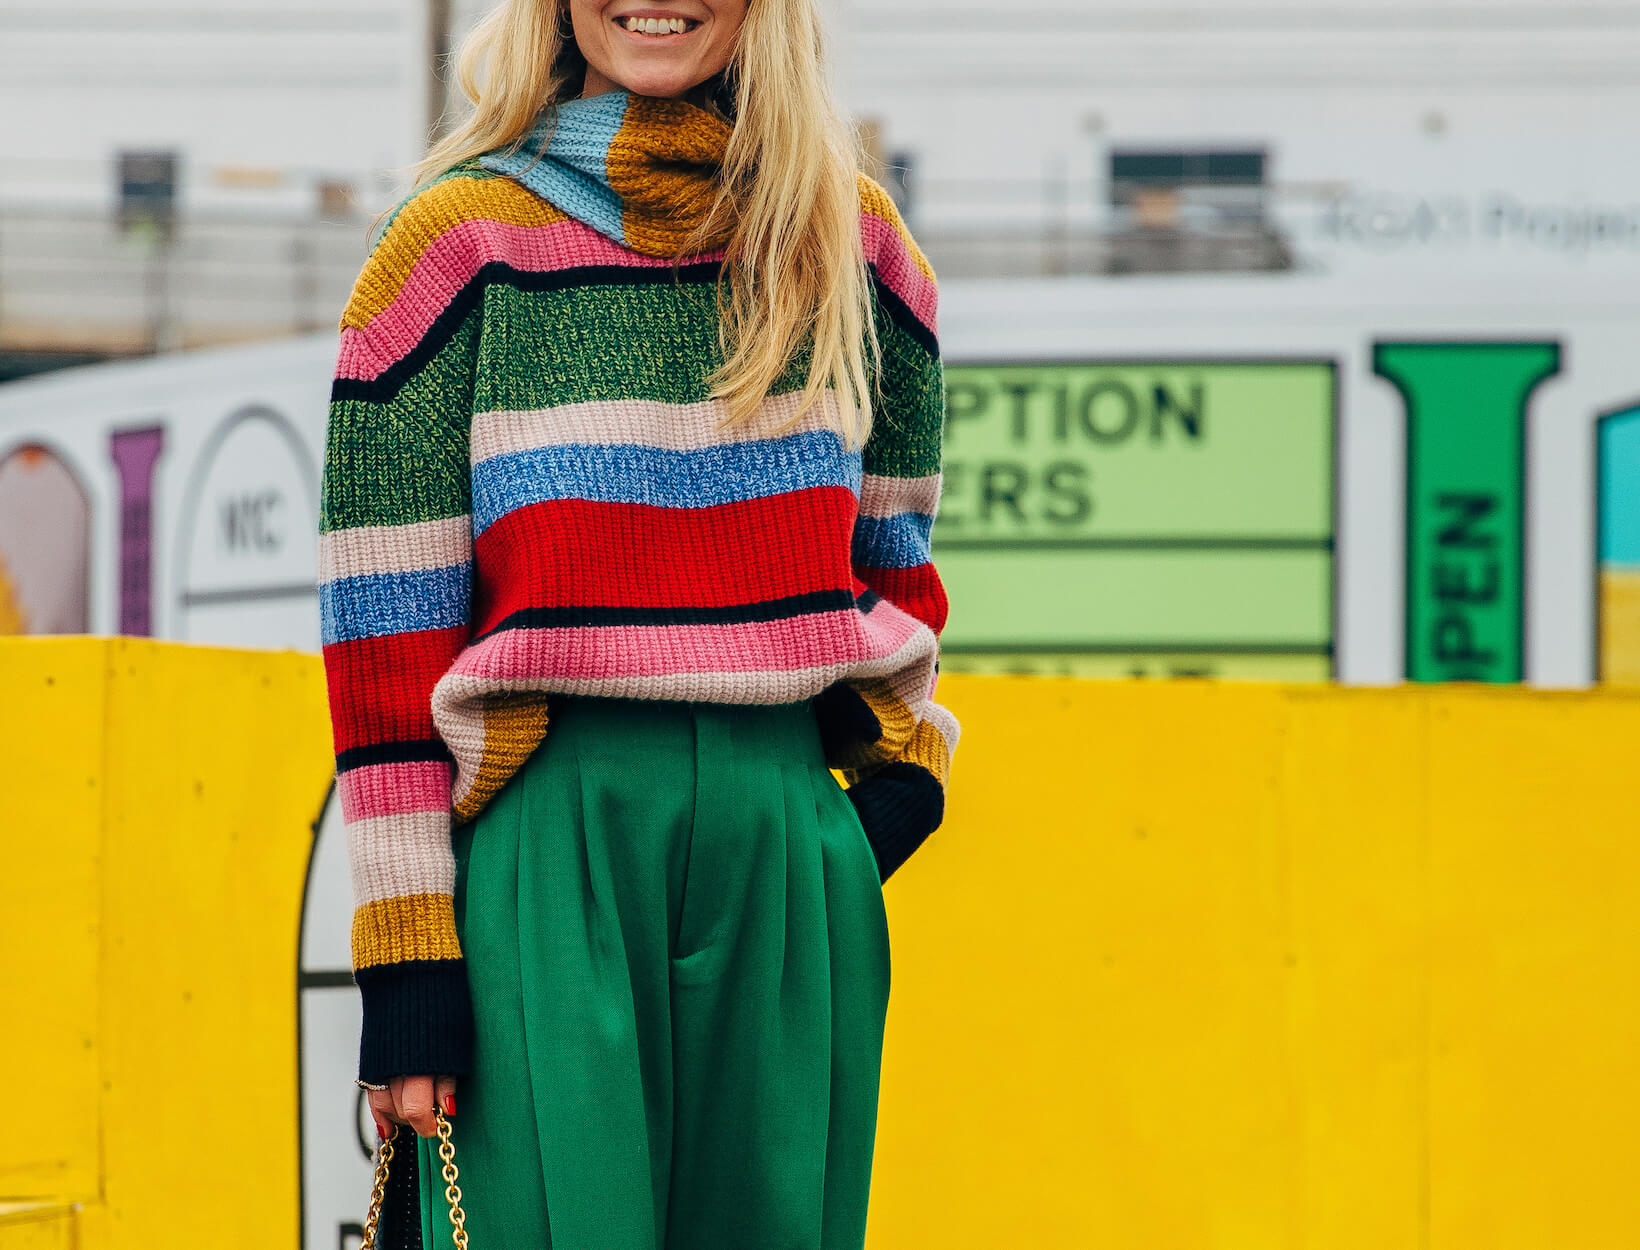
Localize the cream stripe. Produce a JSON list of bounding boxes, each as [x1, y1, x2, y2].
[[471, 391, 843, 464], [432, 632, 938, 720], [346, 810, 456, 907], [860, 472, 942, 520], [871, 647, 942, 706], [318, 515, 472, 583], [923, 701, 961, 756], [431, 629, 946, 810]]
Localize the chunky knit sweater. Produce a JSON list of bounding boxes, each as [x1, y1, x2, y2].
[[319, 89, 958, 1084]]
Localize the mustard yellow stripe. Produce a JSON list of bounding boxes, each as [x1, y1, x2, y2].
[[835, 675, 954, 788], [452, 692, 553, 824], [901, 717, 953, 788], [858, 173, 936, 283], [842, 676, 919, 771], [610, 95, 734, 257], [351, 893, 463, 969], [342, 173, 571, 331]]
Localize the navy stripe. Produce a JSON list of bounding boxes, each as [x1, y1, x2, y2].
[[354, 958, 474, 1085], [845, 759, 945, 884], [334, 255, 940, 409], [471, 588, 856, 644], [870, 268, 939, 359], [337, 739, 455, 774], [332, 259, 727, 406]]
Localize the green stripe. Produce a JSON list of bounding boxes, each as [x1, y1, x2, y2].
[[863, 301, 944, 478], [320, 265, 943, 532], [320, 307, 479, 533], [472, 283, 810, 412]]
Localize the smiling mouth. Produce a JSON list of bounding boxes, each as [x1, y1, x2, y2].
[[614, 15, 702, 37]]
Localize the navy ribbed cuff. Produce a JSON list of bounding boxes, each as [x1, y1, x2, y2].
[[844, 761, 945, 882], [354, 958, 475, 1086], [811, 680, 884, 768]]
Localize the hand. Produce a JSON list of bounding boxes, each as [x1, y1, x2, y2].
[[368, 1074, 458, 1140], [844, 762, 945, 883]]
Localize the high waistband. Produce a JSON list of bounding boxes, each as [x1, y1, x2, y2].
[[546, 692, 828, 770]]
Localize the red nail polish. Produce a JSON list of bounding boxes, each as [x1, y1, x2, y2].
[[443, 1093, 457, 1117], [375, 1120, 387, 1140]]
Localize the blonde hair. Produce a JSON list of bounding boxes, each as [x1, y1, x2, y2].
[[406, 0, 878, 451]]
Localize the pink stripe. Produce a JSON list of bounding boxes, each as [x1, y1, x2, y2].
[[447, 608, 925, 683], [862, 214, 938, 335], [338, 760, 452, 823], [338, 216, 728, 382]]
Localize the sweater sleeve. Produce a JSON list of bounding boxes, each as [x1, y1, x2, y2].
[[815, 178, 961, 882], [317, 177, 484, 1084]]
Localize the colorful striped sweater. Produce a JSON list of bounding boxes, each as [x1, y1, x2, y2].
[[318, 90, 959, 1084]]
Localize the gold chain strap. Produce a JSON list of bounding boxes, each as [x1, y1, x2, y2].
[[358, 1126, 396, 1250], [360, 1108, 469, 1249], [437, 1109, 470, 1249]]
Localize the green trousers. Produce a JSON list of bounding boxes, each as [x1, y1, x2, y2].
[[417, 693, 892, 1250]]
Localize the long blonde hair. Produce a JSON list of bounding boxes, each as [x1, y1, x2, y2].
[[408, 0, 878, 451]]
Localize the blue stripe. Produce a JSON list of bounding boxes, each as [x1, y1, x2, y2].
[[852, 511, 935, 570], [319, 564, 472, 646], [478, 91, 630, 246], [1600, 406, 1640, 566], [472, 431, 862, 536]]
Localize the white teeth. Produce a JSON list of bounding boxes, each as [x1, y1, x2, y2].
[[620, 15, 691, 35]]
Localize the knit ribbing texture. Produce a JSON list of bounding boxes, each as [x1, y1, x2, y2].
[[320, 88, 959, 1082]]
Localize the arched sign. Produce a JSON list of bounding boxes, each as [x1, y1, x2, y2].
[[297, 786, 382, 1249], [175, 404, 319, 648], [0, 441, 92, 634]]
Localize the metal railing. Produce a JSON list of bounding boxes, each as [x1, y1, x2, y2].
[[0, 181, 1296, 364], [0, 205, 374, 357]]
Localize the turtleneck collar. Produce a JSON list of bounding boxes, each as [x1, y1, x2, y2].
[[478, 90, 733, 258]]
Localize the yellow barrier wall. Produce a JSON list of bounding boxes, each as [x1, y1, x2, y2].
[[0, 638, 334, 1250], [4, 638, 1640, 1249]]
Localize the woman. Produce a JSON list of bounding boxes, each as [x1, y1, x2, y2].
[[318, 0, 958, 1244]]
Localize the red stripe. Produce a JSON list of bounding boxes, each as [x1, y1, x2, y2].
[[857, 563, 949, 635], [322, 626, 468, 753], [472, 488, 859, 633]]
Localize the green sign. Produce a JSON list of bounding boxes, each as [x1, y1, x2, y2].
[[935, 361, 1337, 680], [1374, 342, 1560, 683]]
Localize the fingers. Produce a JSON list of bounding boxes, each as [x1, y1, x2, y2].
[[365, 1075, 453, 1140], [366, 1087, 397, 1143], [394, 1074, 440, 1138], [434, 1074, 458, 1121]]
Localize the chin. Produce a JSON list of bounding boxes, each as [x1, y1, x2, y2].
[[610, 68, 699, 99]]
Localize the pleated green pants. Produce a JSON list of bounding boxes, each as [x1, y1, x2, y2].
[[417, 693, 892, 1250]]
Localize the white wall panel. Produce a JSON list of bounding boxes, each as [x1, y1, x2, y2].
[[0, 2, 429, 213]]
